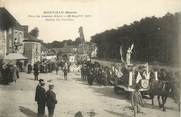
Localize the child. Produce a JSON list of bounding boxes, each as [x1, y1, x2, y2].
[[131, 84, 144, 117]]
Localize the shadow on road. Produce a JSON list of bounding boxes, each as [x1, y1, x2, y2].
[[143, 102, 179, 112], [74, 78, 129, 100], [19, 106, 37, 117], [90, 86, 128, 100], [104, 109, 132, 117], [26, 78, 36, 81], [74, 78, 89, 85]]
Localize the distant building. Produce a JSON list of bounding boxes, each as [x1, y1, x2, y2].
[[0, 7, 26, 59], [23, 35, 42, 64], [53, 45, 77, 63], [53, 42, 97, 63], [76, 42, 97, 61], [78, 26, 85, 43]]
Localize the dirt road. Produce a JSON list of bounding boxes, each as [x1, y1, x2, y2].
[[0, 71, 179, 117]]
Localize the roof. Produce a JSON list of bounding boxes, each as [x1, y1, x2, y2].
[[53, 43, 95, 55], [4, 53, 27, 60], [23, 34, 42, 43], [0, 7, 23, 30], [53, 45, 76, 54]]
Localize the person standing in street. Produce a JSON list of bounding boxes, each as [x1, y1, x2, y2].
[[63, 62, 68, 80], [46, 84, 57, 117], [55, 62, 59, 75], [131, 84, 144, 117], [35, 79, 46, 117], [12, 65, 18, 83], [27, 63, 32, 74], [33, 63, 39, 80]]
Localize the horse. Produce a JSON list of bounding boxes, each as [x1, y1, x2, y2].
[[171, 80, 180, 111], [149, 72, 173, 111], [170, 71, 181, 111]]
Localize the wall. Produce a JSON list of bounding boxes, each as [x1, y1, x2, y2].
[[24, 42, 41, 64], [0, 30, 6, 59], [24, 42, 33, 62], [13, 29, 24, 54]]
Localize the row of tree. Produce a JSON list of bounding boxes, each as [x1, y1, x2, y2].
[[44, 37, 82, 48], [91, 12, 181, 65], [28, 27, 83, 48]]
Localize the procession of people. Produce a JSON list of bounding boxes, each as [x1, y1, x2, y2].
[[0, 57, 180, 117], [79, 60, 180, 116]]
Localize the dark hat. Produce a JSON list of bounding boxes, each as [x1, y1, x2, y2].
[[39, 79, 44, 82]]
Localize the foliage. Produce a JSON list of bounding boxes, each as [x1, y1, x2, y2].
[[29, 27, 39, 38], [91, 12, 181, 65], [44, 38, 82, 48]]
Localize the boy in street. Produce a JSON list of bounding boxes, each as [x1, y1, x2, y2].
[[63, 62, 68, 80], [46, 84, 57, 117], [131, 84, 144, 117]]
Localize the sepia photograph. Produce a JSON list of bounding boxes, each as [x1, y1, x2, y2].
[[0, 0, 181, 117]]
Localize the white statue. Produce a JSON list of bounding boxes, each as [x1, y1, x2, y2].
[[126, 44, 134, 65]]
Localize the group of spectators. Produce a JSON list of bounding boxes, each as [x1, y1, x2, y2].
[[26, 60, 71, 81], [27, 60, 59, 74], [80, 61, 181, 88], [0, 62, 19, 85], [81, 61, 115, 85]]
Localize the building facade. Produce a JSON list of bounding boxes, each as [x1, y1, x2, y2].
[[0, 8, 42, 65], [0, 8, 26, 59], [23, 35, 42, 64]]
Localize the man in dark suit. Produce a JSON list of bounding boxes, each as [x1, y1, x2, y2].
[[46, 84, 57, 117], [33, 63, 39, 80], [35, 79, 46, 117]]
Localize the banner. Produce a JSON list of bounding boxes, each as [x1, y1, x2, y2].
[[120, 45, 124, 62]]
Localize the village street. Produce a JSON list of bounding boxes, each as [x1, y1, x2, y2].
[[0, 70, 179, 117]]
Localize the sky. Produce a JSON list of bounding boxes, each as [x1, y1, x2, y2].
[[1, 0, 181, 42]]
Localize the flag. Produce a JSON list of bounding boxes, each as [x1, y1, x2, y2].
[[120, 45, 124, 62], [136, 72, 142, 83], [130, 43, 134, 51]]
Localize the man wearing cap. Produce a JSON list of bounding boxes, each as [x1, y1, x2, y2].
[[46, 84, 57, 117], [35, 79, 46, 117]]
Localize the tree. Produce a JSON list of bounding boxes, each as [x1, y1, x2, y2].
[[29, 27, 39, 38], [91, 12, 181, 65], [75, 37, 81, 45]]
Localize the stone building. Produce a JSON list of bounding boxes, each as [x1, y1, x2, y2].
[[23, 35, 42, 64], [0, 7, 26, 59], [53, 45, 77, 63], [0, 7, 42, 65]]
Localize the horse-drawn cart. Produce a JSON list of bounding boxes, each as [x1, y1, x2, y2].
[[113, 64, 151, 95]]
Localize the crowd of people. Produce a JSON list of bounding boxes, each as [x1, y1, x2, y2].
[[80, 60, 180, 116], [27, 60, 60, 74], [0, 62, 20, 85], [0, 59, 72, 85], [0, 59, 180, 116], [80, 60, 180, 88], [28, 60, 71, 81]]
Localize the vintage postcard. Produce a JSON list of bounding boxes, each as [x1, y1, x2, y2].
[[0, 0, 180, 117]]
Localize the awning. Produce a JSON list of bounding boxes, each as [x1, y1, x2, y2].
[[4, 53, 28, 60]]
